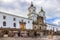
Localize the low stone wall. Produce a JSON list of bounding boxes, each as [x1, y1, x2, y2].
[[0, 30, 49, 38]]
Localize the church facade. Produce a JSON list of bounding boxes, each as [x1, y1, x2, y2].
[[28, 2, 46, 31], [0, 2, 46, 37]]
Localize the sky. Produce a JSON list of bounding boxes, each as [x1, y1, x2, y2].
[[0, 0, 60, 26]]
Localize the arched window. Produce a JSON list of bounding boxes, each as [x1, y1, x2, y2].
[[3, 21, 6, 26], [13, 23, 16, 27]]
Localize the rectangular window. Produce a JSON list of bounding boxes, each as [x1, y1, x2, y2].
[[22, 20, 23, 22], [28, 21, 30, 23], [3, 16, 6, 19], [13, 18, 16, 21]]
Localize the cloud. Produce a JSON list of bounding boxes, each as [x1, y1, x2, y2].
[[0, 0, 16, 3], [46, 17, 60, 26], [53, 19, 60, 26], [0, 0, 60, 25], [0, 0, 29, 17]]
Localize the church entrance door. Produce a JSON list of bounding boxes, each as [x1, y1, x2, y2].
[[20, 22, 26, 31]]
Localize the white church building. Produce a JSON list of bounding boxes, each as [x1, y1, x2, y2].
[[0, 2, 47, 37], [0, 11, 33, 29], [0, 2, 46, 30]]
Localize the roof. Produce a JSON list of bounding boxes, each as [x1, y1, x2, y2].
[[46, 23, 60, 27], [27, 12, 38, 16], [28, 2, 36, 10], [39, 7, 45, 13], [0, 11, 32, 20]]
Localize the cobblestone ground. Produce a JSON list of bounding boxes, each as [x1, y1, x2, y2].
[[0, 36, 60, 40]]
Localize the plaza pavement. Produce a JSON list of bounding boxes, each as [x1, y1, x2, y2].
[[0, 36, 60, 40]]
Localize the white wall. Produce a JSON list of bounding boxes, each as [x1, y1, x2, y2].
[[47, 23, 60, 31], [26, 20, 33, 29], [0, 12, 33, 29], [29, 13, 37, 22]]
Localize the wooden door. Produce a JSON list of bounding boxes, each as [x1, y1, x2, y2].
[[20, 23, 26, 30]]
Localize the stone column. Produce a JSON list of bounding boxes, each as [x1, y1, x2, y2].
[[40, 32, 43, 37], [20, 31, 27, 37], [48, 30, 53, 39], [0, 30, 3, 37], [14, 33, 18, 37], [17, 32, 20, 37], [13, 31, 18, 37]]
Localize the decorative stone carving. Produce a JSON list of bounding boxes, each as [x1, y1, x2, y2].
[[8, 31, 14, 37]]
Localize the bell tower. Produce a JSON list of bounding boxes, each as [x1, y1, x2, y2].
[[28, 2, 36, 14], [39, 7, 46, 23], [35, 7, 46, 30], [39, 7, 45, 17], [28, 2, 37, 22]]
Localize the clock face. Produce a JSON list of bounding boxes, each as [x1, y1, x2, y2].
[[40, 12, 43, 16], [30, 8, 33, 12], [29, 7, 35, 13]]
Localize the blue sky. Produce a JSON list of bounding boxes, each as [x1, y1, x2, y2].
[[0, 0, 60, 26]]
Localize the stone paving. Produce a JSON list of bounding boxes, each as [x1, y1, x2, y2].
[[0, 36, 60, 40]]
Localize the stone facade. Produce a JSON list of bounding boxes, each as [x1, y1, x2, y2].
[[28, 2, 46, 36]]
